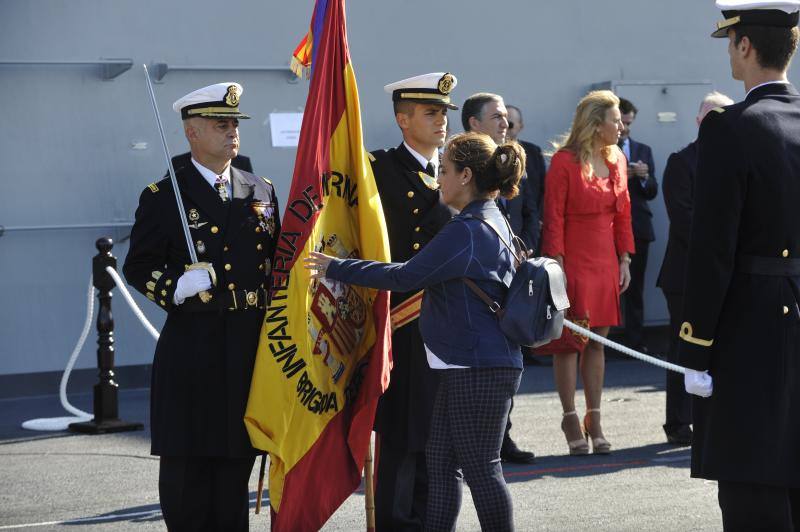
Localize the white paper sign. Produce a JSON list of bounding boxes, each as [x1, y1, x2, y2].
[[269, 112, 303, 147]]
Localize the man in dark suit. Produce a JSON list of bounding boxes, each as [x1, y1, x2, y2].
[[656, 91, 733, 446], [679, 3, 800, 528], [462, 92, 537, 465], [369, 72, 456, 531], [123, 83, 280, 530], [618, 98, 658, 353], [507, 104, 547, 254]]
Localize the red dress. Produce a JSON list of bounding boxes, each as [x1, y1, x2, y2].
[[537, 149, 635, 354]]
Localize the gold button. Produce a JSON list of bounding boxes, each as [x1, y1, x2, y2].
[[407, 191, 414, 198], [784, 306, 790, 315], [257, 243, 263, 251], [259, 264, 264, 270], [413, 243, 420, 250], [165, 279, 172, 286], [255, 227, 262, 233], [782, 249, 789, 257], [413, 208, 420, 214], [161, 289, 167, 296], [414, 226, 420, 232], [224, 246, 229, 252], [228, 283, 236, 290], [211, 226, 219, 234], [159, 299, 166, 306], [225, 264, 232, 271]]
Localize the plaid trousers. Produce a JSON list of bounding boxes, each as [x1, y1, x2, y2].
[[425, 367, 522, 532]]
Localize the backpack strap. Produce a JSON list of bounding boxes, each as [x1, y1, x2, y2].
[[462, 277, 506, 318], [458, 211, 522, 317]]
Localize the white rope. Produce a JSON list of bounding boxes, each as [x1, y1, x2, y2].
[[21, 276, 95, 431], [21, 268, 160, 432], [563, 319, 687, 375], [105, 266, 160, 341]]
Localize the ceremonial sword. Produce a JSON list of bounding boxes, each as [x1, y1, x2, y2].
[[142, 64, 216, 303]]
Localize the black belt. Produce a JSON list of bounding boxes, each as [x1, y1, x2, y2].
[[736, 255, 800, 276], [223, 288, 268, 311]]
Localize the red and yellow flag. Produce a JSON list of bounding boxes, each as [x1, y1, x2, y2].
[[244, 0, 391, 529]]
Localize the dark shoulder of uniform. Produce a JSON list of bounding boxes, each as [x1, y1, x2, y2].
[[369, 147, 393, 164]]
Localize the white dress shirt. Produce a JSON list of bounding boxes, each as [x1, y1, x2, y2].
[[403, 141, 439, 176], [191, 158, 232, 198]]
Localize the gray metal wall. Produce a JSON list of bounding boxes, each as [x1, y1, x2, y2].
[[1, 0, 790, 377]]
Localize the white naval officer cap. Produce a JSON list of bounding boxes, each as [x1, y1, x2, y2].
[[712, 0, 800, 37], [172, 82, 251, 120], [384, 72, 459, 110]]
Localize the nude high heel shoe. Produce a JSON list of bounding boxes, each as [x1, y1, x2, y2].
[[561, 411, 590, 456], [583, 408, 612, 455]]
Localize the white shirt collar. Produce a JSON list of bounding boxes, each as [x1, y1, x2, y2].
[[403, 141, 438, 174], [191, 157, 231, 189], [746, 80, 790, 99]]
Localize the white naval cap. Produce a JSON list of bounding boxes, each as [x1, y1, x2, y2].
[[172, 82, 251, 120], [384, 72, 459, 110], [712, 0, 800, 37]]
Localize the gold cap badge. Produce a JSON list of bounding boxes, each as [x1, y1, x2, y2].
[[438, 73, 455, 95], [225, 85, 241, 107]]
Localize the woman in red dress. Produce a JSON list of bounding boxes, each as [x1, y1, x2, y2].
[[539, 90, 634, 455]]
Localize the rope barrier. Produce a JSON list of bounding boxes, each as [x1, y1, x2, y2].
[[21, 276, 95, 431], [105, 267, 160, 341], [21, 264, 684, 432], [21, 269, 159, 432], [562, 319, 687, 375]]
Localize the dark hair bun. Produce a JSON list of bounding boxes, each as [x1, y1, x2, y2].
[[489, 142, 526, 199]]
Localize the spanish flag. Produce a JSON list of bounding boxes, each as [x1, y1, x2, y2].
[[244, 0, 391, 529]]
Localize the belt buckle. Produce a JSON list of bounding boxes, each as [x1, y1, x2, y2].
[[246, 291, 258, 308]]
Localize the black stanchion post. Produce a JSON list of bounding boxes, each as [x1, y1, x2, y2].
[[70, 237, 143, 434]]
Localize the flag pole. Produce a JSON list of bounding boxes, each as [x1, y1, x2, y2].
[[364, 434, 376, 531], [255, 453, 267, 514]]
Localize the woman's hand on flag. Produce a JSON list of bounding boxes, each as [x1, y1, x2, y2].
[[304, 251, 334, 279]]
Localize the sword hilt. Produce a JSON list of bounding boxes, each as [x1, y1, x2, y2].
[[186, 262, 217, 303]]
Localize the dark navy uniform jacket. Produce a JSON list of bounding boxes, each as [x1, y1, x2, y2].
[[678, 82, 800, 487], [369, 143, 452, 451], [123, 160, 280, 457]]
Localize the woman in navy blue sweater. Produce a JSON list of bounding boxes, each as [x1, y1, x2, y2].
[[305, 132, 525, 532]]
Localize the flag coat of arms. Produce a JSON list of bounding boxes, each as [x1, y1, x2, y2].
[[244, 0, 391, 529]]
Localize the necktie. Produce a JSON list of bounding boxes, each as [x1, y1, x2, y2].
[[425, 162, 436, 177], [215, 176, 229, 202]]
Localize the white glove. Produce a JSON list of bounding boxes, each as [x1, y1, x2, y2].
[[684, 369, 713, 398], [173, 269, 212, 305]]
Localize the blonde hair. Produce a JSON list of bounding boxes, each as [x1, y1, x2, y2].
[[551, 90, 620, 173]]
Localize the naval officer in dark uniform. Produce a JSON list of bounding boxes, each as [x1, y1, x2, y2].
[[679, 3, 800, 529], [123, 82, 280, 530], [369, 72, 457, 531]]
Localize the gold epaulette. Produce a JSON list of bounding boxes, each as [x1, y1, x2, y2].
[[148, 183, 159, 193], [261, 176, 272, 185], [679, 322, 714, 347], [712, 107, 725, 114]]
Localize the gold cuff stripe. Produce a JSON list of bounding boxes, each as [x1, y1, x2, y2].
[[716, 15, 741, 31], [186, 106, 242, 116], [399, 93, 451, 103], [679, 322, 714, 347], [390, 291, 424, 331]]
